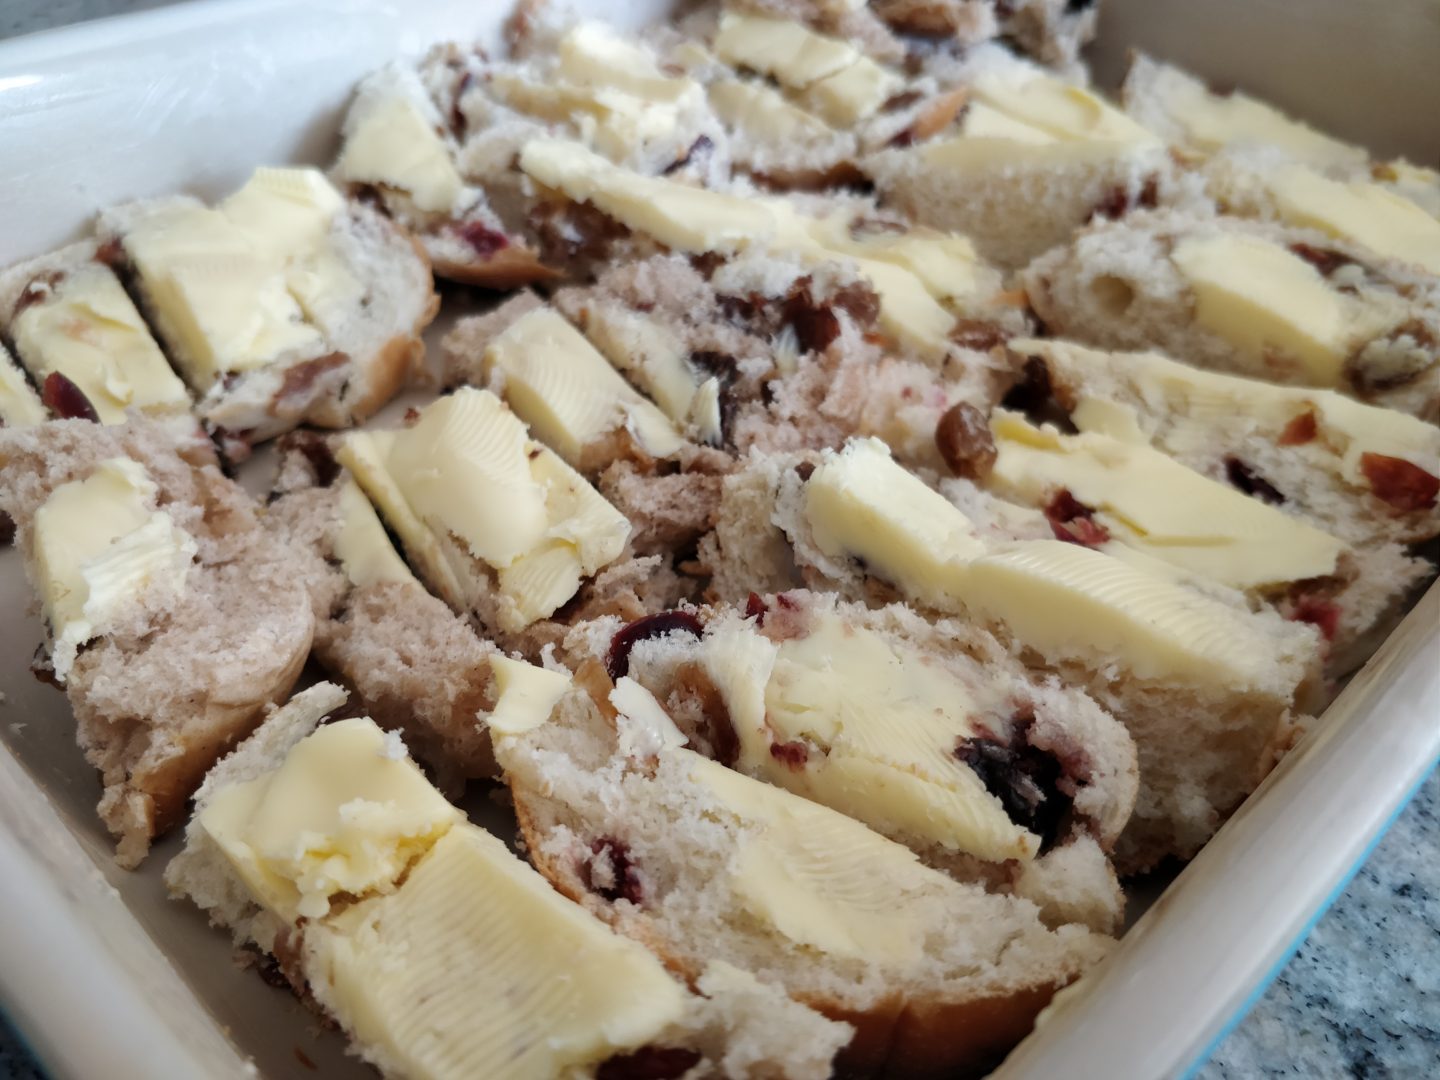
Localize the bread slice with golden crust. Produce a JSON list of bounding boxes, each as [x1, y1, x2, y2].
[[0, 418, 313, 866]]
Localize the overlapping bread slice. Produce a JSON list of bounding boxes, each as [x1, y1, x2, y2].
[[1021, 208, 1440, 423], [0, 243, 193, 431], [1010, 337, 1440, 547], [559, 590, 1137, 933], [0, 417, 313, 865], [863, 44, 1174, 270], [331, 63, 557, 289], [166, 682, 851, 1080], [1121, 52, 1440, 219], [496, 673, 1114, 1078], [96, 166, 436, 458], [980, 407, 1430, 678], [266, 435, 503, 787], [697, 436, 1322, 871]]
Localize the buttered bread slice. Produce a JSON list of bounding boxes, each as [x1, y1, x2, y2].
[[166, 683, 851, 1080], [1021, 209, 1440, 422], [0, 418, 313, 866], [699, 437, 1322, 871], [496, 678, 1113, 1079]]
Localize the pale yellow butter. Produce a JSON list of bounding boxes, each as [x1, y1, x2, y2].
[[1171, 233, 1349, 385], [486, 655, 572, 735], [556, 21, 702, 107], [799, 54, 903, 127], [10, 265, 189, 425], [988, 411, 1347, 589], [1160, 79, 1363, 168], [580, 306, 720, 442], [713, 12, 857, 89], [335, 77, 466, 215], [0, 348, 45, 428], [484, 306, 683, 464], [1267, 166, 1440, 275], [972, 72, 1157, 145], [199, 717, 460, 921], [490, 73, 684, 160], [709, 78, 833, 142], [333, 476, 417, 590], [305, 825, 687, 1080], [31, 458, 196, 680]]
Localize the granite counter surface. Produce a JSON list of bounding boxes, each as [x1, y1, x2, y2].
[[0, 3, 1436, 1078]]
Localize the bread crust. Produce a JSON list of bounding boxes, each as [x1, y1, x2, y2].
[[432, 242, 563, 290]]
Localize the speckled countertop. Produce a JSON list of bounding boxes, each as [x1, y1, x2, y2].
[[1, 3, 1437, 1079]]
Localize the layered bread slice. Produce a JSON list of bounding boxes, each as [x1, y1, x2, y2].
[[166, 683, 852, 1080], [0, 418, 313, 865], [698, 437, 1322, 871], [96, 167, 437, 457], [559, 590, 1138, 933], [1022, 209, 1440, 422], [0, 243, 193, 430], [1007, 337, 1440, 548], [496, 676, 1114, 1078]]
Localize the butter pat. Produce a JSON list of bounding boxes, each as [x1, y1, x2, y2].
[[31, 459, 196, 680], [122, 201, 323, 387], [556, 21, 702, 108], [972, 71, 1157, 146], [988, 411, 1347, 589], [10, 264, 190, 426], [714, 13, 857, 90], [339, 388, 630, 632], [199, 717, 460, 921], [580, 307, 721, 442], [1266, 166, 1440, 275], [1172, 233, 1349, 385], [1158, 77, 1363, 168], [484, 307, 683, 464], [334, 476, 417, 590], [306, 825, 687, 1080], [807, 217, 992, 306], [709, 79, 833, 142], [687, 752, 940, 963], [490, 74, 685, 160], [486, 656, 571, 735], [0, 348, 45, 428], [804, 437, 985, 605], [705, 615, 1037, 861], [335, 68, 467, 215]]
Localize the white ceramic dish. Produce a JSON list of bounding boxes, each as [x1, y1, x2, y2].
[[0, 2, 1436, 1078]]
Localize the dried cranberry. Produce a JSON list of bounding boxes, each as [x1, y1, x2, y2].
[[1361, 453, 1439, 511], [31, 644, 62, 690], [935, 402, 997, 480], [606, 611, 704, 680], [769, 740, 809, 769], [1289, 243, 1353, 278], [663, 134, 714, 175], [744, 592, 768, 623], [950, 319, 1012, 353], [955, 735, 1070, 852], [1289, 597, 1341, 641], [581, 837, 644, 905], [596, 1047, 702, 1080], [1278, 410, 1318, 446], [0, 510, 13, 546], [1224, 457, 1284, 505], [1044, 489, 1110, 548], [41, 372, 99, 422], [456, 220, 510, 259]]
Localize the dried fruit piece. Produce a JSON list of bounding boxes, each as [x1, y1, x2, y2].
[[1288, 594, 1341, 641], [950, 319, 1011, 353], [1288, 243, 1354, 278], [1224, 457, 1285, 505], [1044, 489, 1110, 548], [1277, 410, 1318, 446], [744, 592, 768, 623], [1089, 175, 1160, 222], [606, 610, 705, 680], [581, 837, 644, 905], [456, 221, 510, 258], [935, 402, 998, 480], [596, 1047, 703, 1080], [954, 734, 1070, 852], [768, 740, 809, 770], [41, 371, 100, 423], [1361, 452, 1440, 511]]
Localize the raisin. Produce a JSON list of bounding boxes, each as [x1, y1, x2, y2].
[[793, 461, 816, 482], [1044, 489, 1110, 548], [596, 1047, 702, 1080], [31, 644, 62, 690], [280, 431, 341, 488], [271, 352, 348, 415], [769, 740, 809, 769], [0, 510, 12, 546], [831, 281, 882, 331], [606, 611, 704, 680], [949, 319, 1011, 353], [744, 592, 768, 623], [41, 372, 100, 422], [663, 134, 714, 175], [581, 837, 644, 905], [528, 200, 630, 265], [1277, 410, 1318, 446], [1289, 243, 1353, 278], [1361, 452, 1439, 511], [955, 735, 1071, 851], [935, 402, 997, 480], [456, 220, 510, 259], [1224, 457, 1284, 505], [781, 278, 842, 352], [1289, 596, 1341, 641]]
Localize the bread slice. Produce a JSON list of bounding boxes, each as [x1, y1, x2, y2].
[[1022, 209, 1440, 422], [863, 44, 1174, 270], [95, 167, 437, 457], [166, 682, 852, 1080], [1008, 337, 1440, 548], [0, 340, 46, 429], [497, 680, 1113, 1078], [556, 589, 1136, 933], [332, 63, 558, 289], [0, 417, 313, 866], [696, 442, 1322, 872], [0, 242, 193, 430]]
